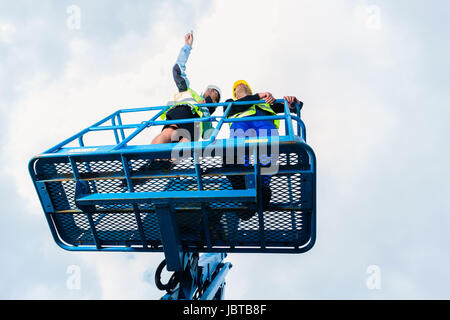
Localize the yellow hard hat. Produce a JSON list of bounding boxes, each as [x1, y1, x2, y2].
[[233, 80, 252, 99]]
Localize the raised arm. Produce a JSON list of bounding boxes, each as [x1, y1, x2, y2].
[[172, 31, 194, 92]]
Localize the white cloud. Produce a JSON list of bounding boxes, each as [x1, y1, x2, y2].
[[76, 253, 163, 299], [354, 4, 383, 31], [5, 29, 179, 210], [0, 22, 16, 43], [68, 38, 89, 55], [1, 0, 213, 300]]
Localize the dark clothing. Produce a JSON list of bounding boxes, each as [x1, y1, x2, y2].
[[172, 63, 216, 115], [223, 95, 284, 218], [163, 105, 200, 141], [172, 63, 188, 93], [172, 44, 191, 93], [224, 94, 286, 118], [204, 95, 216, 115], [163, 95, 216, 142], [166, 45, 215, 142]]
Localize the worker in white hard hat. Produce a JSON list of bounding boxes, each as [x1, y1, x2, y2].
[[151, 30, 221, 146], [134, 31, 221, 173]]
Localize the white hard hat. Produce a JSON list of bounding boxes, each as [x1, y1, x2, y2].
[[205, 85, 221, 101]]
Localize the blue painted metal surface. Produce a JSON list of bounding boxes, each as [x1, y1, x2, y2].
[[29, 99, 316, 255], [158, 252, 230, 300], [29, 98, 317, 300]]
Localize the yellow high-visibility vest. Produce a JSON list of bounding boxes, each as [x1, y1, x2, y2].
[[228, 102, 280, 129], [162, 88, 213, 138]]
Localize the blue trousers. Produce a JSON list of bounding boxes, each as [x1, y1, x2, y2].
[[229, 110, 278, 187]]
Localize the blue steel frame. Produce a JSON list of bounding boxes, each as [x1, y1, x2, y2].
[[38, 100, 308, 153], [29, 99, 316, 254]]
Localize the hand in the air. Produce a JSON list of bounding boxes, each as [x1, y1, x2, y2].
[[185, 30, 194, 47]]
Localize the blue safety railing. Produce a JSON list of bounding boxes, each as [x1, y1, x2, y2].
[[29, 99, 316, 256], [41, 99, 307, 154]]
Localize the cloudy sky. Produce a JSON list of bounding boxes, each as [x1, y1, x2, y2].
[[1, 0, 449, 299]]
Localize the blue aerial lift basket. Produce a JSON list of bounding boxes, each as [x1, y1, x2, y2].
[[29, 99, 316, 299]]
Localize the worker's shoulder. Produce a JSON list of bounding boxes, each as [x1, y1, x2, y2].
[[225, 94, 260, 103]]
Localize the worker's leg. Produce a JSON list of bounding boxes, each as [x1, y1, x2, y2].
[[128, 107, 201, 190], [222, 121, 253, 226], [166, 105, 200, 142], [225, 119, 276, 222], [154, 105, 200, 145], [232, 113, 278, 205], [151, 126, 179, 144], [144, 106, 198, 171], [226, 121, 250, 190], [253, 119, 279, 187], [252, 120, 278, 209]]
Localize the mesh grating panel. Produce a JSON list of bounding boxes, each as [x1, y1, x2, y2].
[[270, 174, 302, 205], [88, 179, 128, 194], [263, 210, 303, 242], [130, 159, 148, 172], [200, 156, 224, 170], [164, 177, 198, 192], [278, 152, 309, 169], [36, 161, 73, 180], [140, 212, 161, 243], [46, 180, 77, 211], [172, 157, 195, 171], [201, 176, 233, 191], [133, 177, 171, 192], [77, 159, 123, 175], [32, 142, 315, 253], [132, 176, 199, 193], [52, 213, 94, 245], [91, 212, 140, 242]]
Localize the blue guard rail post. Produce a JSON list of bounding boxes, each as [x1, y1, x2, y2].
[[29, 99, 316, 300]]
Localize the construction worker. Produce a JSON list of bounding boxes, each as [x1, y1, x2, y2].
[[143, 31, 221, 171], [224, 80, 302, 219], [226, 80, 301, 138], [153, 31, 221, 145]]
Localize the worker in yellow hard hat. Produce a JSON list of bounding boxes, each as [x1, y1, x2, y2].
[[224, 80, 302, 220], [232, 80, 253, 99], [226, 79, 301, 142], [228, 79, 300, 121]]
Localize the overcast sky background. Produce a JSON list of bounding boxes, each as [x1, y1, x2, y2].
[[1, 0, 449, 299]]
